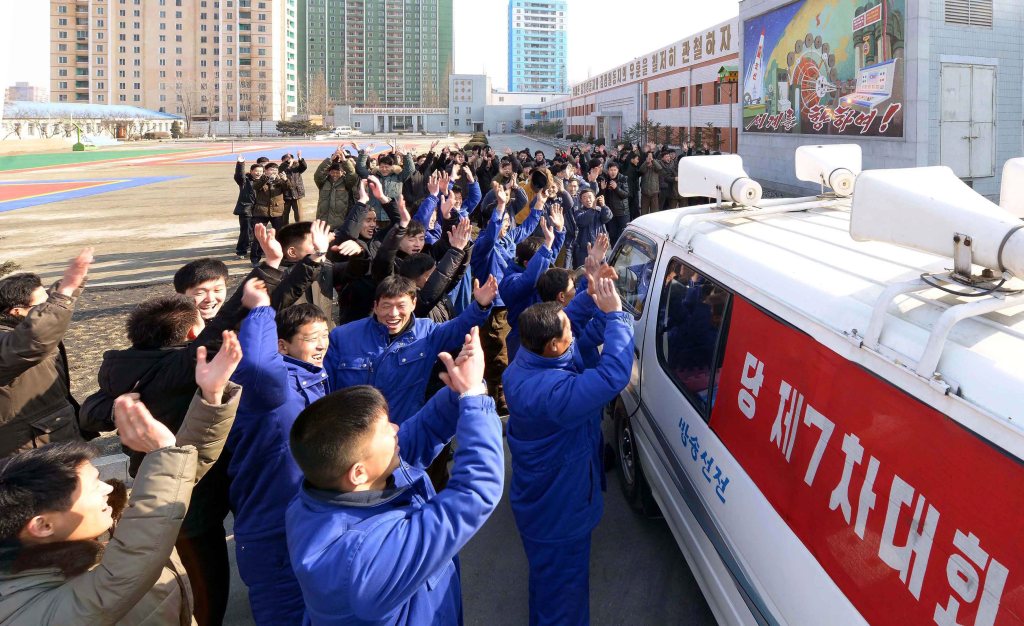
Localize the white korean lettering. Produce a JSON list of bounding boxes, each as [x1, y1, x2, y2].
[[879, 475, 941, 600], [802, 406, 834, 487], [854, 455, 880, 539], [934, 530, 1009, 626], [829, 433, 863, 521], [737, 352, 764, 420]]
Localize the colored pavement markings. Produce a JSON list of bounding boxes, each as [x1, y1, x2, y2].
[[0, 148, 194, 172], [0, 177, 182, 213]]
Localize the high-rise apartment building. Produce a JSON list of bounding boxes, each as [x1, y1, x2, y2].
[[507, 0, 567, 93], [298, 0, 453, 111], [5, 83, 49, 103], [49, 0, 298, 124]]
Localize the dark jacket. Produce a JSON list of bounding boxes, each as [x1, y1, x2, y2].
[[314, 157, 359, 228], [78, 265, 288, 475], [415, 244, 470, 324], [279, 256, 336, 328], [282, 158, 308, 200], [285, 390, 503, 626], [601, 173, 630, 217], [0, 286, 82, 458], [233, 161, 256, 217], [571, 203, 612, 266]]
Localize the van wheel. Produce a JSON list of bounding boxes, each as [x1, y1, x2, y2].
[[614, 403, 659, 517]]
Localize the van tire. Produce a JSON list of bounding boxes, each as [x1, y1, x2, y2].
[[614, 402, 659, 517]]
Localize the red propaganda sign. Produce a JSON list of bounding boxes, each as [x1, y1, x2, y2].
[[854, 5, 883, 31], [710, 297, 1024, 625]]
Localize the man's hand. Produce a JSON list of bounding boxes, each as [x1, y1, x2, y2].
[[114, 394, 176, 453], [608, 179, 617, 190], [593, 276, 622, 313], [596, 194, 606, 207], [438, 327, 486, 395], [296, 150, 302, 160], [237, 155, 245, 163], [549, 203, 565, 232], [310, 220, 333, 259], [195, 330, 242, 405], [493, 182, 509, 207], [331, 240, 364, 256], [57, 248, 94, 297], [448, 217, 471, 250], [504, 147, 513, 156], [430, 139, 440, 152], [472, 275, 499, 307], [241, 277, 271, 310], [439, 191, 455, 220], [534, 187, 548, 208], [397, 193, 411, 228], [254, 223, 283, 268], [438, 170, 451, 195], [356, 179, 370, 205], [427, 171, 440, 196], [367, 175, 385, 200], [539, 214, 555, 250], [588, 232, 610, 263], [462, 165, 475, 183]]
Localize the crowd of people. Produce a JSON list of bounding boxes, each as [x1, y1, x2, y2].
[[0, 136, 701, 625]]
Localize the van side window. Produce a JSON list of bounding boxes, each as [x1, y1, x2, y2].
[[609, 233, 658, 319], [656, 258, 733, 419]]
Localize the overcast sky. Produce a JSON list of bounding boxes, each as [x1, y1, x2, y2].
[[2, 1, 739, 92]]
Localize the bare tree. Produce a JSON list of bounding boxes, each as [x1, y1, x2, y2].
[[300, 70, 334, 118], [174, 78, 201, 135], [365, 88, 382, 108]]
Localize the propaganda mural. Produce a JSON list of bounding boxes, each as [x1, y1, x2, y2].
[[742, 0, 906, 137]]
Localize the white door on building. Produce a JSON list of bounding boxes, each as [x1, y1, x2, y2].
[[940, 63, 995, 179]]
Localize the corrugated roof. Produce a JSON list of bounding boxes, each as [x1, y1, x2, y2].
[[2, 101, 181, 120]]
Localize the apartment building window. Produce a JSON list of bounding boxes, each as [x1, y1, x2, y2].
[[58, 69, 68, 76], [58, 81, 68, 89], [58, 5, 67, 12], [59, 94, 69, 101], [58, 43, 68, 51], [695, 85, 703, 106], [58, 18, 68, 26], [97, 95, 104, 101], [59, 31, 68, 39], [59, 56, 68, 64]]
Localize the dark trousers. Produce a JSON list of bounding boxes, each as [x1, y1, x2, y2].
[[235, 215, 252, 256], [640, 192, 660, 216], [607, 214, 629, 246], [628, 194, 640, 221], [235, 533, 305, 626], [660, 191, 680, 211], [283, 198, 303, 223], [481, 307, 510, 415], [522, 533, 592, 626], [249, 216, 287, 263], [175, 453, 232, 626]]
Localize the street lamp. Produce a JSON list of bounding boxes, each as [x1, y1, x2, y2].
[[718, 66, 739, 152]]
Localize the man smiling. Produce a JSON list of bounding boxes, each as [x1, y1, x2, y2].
[[226, 278, 331, 625]]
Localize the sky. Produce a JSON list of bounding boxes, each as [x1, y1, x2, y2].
[[1, 0, 739, 93]]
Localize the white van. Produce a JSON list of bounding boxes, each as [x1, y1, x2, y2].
[[331, 125, 360, 136], [607, 147, 1024, 625]]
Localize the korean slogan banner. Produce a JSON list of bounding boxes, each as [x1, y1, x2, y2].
[[742, 0, 906, 137], [710, 298, 1023, 625]]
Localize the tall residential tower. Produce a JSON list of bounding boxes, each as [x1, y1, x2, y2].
[[507, 0, 567, 93], [49, 0, 299, 124], [298, 0, 453, 111]]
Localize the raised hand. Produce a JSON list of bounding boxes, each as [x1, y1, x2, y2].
[[296, 150, 302, 160], [331, 240, 364, 256], [237, 155, 245, 163], [548, 203, 565, 232], [397, 193, 411, 228], [539, 214, 555, 250], [438, 326, 486, 395], [254, 223, 283, 268], [241, 277, 271, 310], [438, 170, 451, 195], [440, 191, 455, 220], [310, 219, 333, 257], [427, 171, 440, 196], [57, 247, 94, 297], [462, 165, 475, 183], [356, 178, 370, 205], [589, 232, 610, 263], [594, 276, 622, 313], [430, 139, 440, 152], [448, 217, 471, 250], [493, 182, 509, 207], [195, 330, 242, 404], [114, 394, 176, 453], [472, 275, 499, 307], [367, 175, 385, 200]]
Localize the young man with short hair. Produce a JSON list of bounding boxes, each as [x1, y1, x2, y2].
[[286, 327, 504, 625], [233, 157, 261, 257], [314, 146, 359, 229], [174, 258, 229, 321], [280, 151, 308, 223], [0, 332, 242, 624], [0, 249, 92, 456], [225, 279, 331, 624], [324, 273, 496, 423], [503, 278, 634, 626], [274, 219, 338, 328], [251, 162, 292, 264]]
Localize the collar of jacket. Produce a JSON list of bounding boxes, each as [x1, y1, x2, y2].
[[0, 312, 23, 330], [301, 463, 426, 508], [282, 355, 329, 389], [513, 341, 577, 372], [0, 540, 103, 580]]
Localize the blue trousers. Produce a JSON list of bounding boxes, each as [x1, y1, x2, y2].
[[521, 533, 592, 626], [235, 533, 305, 626]]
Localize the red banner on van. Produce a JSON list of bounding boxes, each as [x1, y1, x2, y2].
[[710, 297, 1023, 625]]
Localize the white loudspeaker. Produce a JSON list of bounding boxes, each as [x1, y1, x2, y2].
[[794, 144, 862, 197], [851, 166, 1024, 277], [999, 158, 1024, 218], [677, 155, 762, 206]]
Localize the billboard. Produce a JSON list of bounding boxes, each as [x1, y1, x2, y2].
[[742, 0, 906, 137]]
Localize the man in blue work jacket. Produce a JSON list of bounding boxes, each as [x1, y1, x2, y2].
[[285, 327, 504, 625], [323, 272, 497, 423], [504, 277, 635, 625]]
